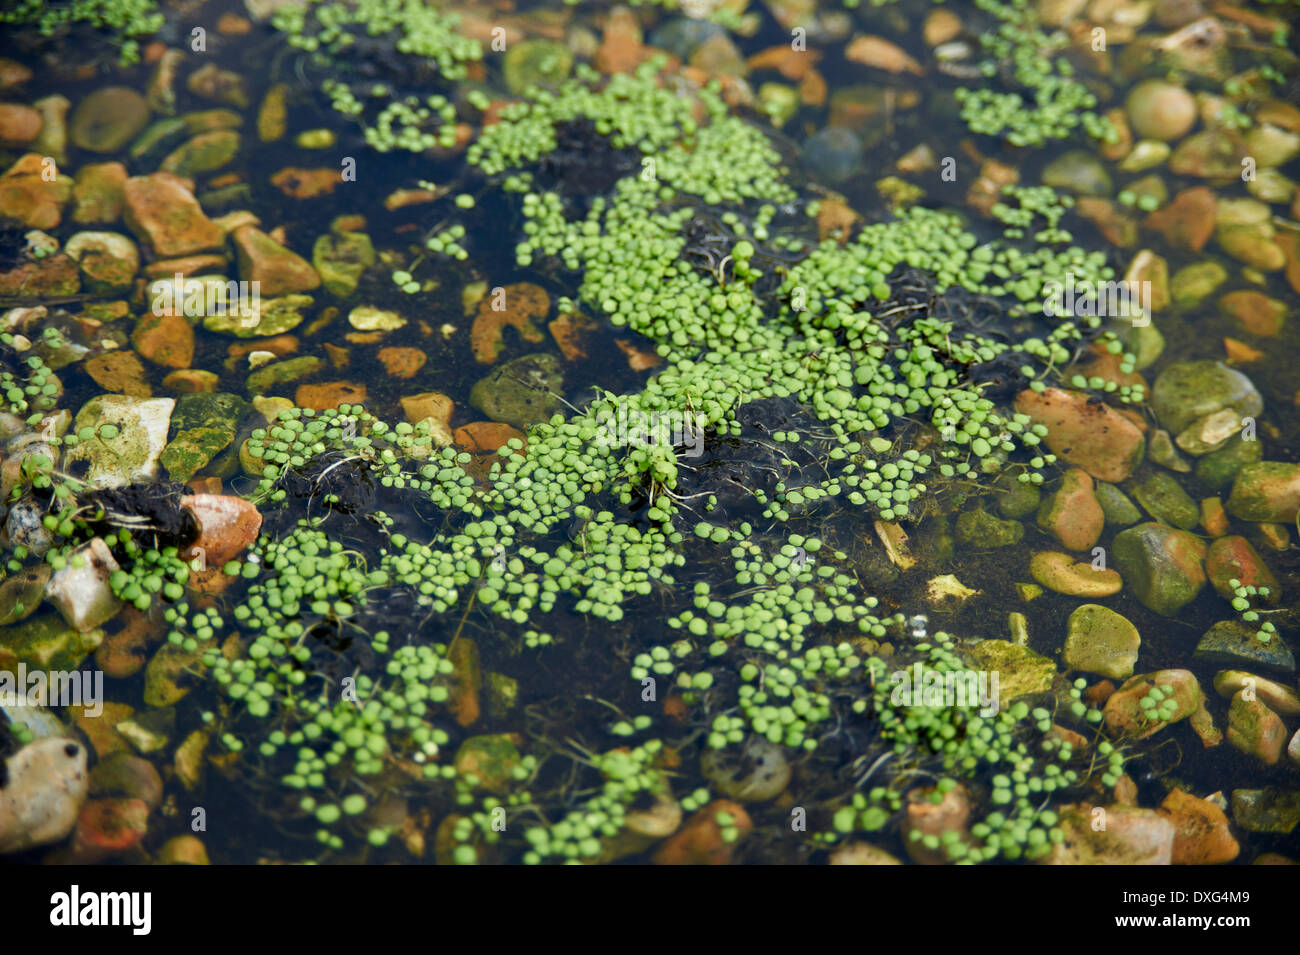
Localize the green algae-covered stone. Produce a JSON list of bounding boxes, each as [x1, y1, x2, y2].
[[1194, 433, 1261, 490], [0, 612, 103, 671], [313, 231, 375, 298], [996, 480, 1040, 520], [1150, 360, 1262, 436], [954, 507, 1023, 548], [160, 130, 241, 176], [503, 39, 574, 96], [203, 293, 312, 338], [0, 565, 50, 627], [144, 643, 203, 708], [965, 639, 1055, 707], [1094, 482, 1141, 525], [246, 355, 323, 396], [1112, 522, 1207, 616], [1064, 604, 1140, 680], [1169, 261, 1228, 308], [172, 392, 251, 434], [160, 425, 234, 481], [1127, 469, 1199, 530], [469, 352, 565, 430], [453, 734, 523, 791], [1226, 461, 1300, 522]]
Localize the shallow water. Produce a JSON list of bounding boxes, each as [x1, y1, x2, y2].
[[1, 0, 1299, 865]]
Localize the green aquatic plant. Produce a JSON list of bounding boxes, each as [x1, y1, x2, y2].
[[273, 0, 482, 152], [1228, 579, 1279, 646], [955, 0, 1113, 147], [152, 57, 1169, 860], [0, 21, 1204, 863], [0, 0, 163, 64]]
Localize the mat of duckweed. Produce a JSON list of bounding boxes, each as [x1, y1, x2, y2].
[[0, 0, 1299, 864]]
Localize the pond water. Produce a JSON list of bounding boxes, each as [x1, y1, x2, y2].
[[0, 0, 1298, 866]]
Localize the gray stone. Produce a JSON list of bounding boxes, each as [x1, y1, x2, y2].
[[44, 538, 122, 632], [1194, 619, 1295, 673]]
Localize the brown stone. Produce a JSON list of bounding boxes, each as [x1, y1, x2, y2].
[[1144, 186, 1216, 252], [294, 381, 365, 411], [844, 35, 925, 75], [225, 335, 298, 370], [94, 608, 153, 679], [216, 12, 252, 34], [1218, 290, 1285, 337], [122, 175, 223, 257], [83, 351, 151, 397], [61, 797, 149, 863], [1103, 669, 1206, 740], [0, 103, 42, 143], [446, 636, 481, 728], [0, 59, 33, 91], [143, 254, 227, 279], [162, 369, 218, 393], [376, 346, 426, 379], [1076, 197, 1138, 248], [131, 313, 194, 369], [180, 494, 262, 567], [1159, 789, 1239, 864], [269, 167, 341, 199], [1271, 230, 1300, 296], [231, 225, 320, 295], [652, 800, 752, 865], [454, 421, 525, 455], [1014, 388, 1146, 482], [0, 252, 79, 298], [471, 282, 548, 363], [1206, 535, 1280, 602], [901, 784, 971, 865], [615, 339, 663, 372], [400, 391, 453, 427], [747, 44, 821, 81], [0, 152, 73, 229], [816, 195, 862, 243], [1037, 468, 1105, 550], [1074, 343, 1146, 390], [1045, 805, 1175, 864], [548, 311, 598, 361], [1200, 497, 1229, 536], [594, 7, 650, 74]]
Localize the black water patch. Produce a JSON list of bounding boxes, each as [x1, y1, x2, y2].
[[276, 451, 377, 517], [964, 351, 1031, 405], [673, 397, 830, 523], [0, 223, 27, 272], [536, 117, 640, 197]]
